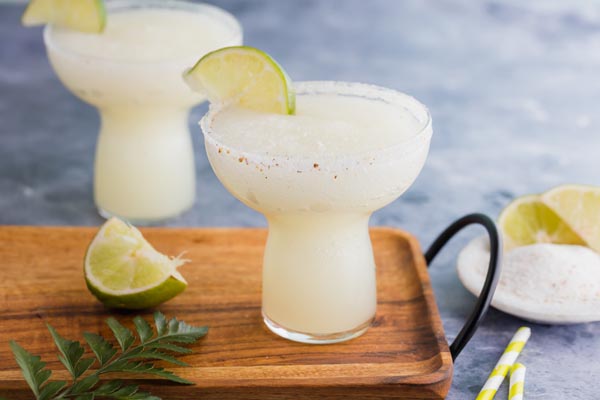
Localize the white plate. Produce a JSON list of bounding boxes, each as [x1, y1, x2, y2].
[[457, 236, 600, 324]]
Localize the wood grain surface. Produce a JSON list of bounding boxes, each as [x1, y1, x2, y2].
[[0, 226, 452, 399]]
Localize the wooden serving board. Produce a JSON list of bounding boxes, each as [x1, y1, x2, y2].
[[0, 227, 452, 399]]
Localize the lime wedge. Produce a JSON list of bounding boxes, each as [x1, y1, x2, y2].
[[184, 46, 295, 114], [84, 217, 187, 309], [22, 0, 106, 33], [498, 194, 586, 251], [542, 184, 600, 252]]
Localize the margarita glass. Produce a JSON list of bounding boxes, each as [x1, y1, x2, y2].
[[44, 0, 242, 222], [201, 81, 432, 343]]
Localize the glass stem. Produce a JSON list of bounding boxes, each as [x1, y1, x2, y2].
[[94, 106, 196, 222], [262, 212, 377, 335]]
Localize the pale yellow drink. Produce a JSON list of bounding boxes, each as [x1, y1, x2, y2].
[[44, 0, 242, 222], [201, 81, 432, 343]]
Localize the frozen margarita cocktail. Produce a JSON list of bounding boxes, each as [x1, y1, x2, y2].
[[185, 47, 432, 343], [23, 0, 242, 222]]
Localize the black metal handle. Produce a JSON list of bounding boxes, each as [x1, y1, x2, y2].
[[424, 213, 502, 361]]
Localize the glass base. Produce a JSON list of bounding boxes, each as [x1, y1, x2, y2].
[[262, 312, 373, 344], [96, 204, 192, 226]]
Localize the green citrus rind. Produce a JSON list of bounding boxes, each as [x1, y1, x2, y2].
[[85, 274, 187, 310]]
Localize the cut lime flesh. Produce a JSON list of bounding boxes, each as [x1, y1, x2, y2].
[[498, 194, 586, 251], [184, 46, 295, 114], [542, 184, 600, 252], [85, 217, 187, 310], [22, 0, 106, 33]]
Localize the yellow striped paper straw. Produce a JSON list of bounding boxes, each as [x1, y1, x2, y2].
[[475, 326, 531, 400], [509, 363, 526, 400]]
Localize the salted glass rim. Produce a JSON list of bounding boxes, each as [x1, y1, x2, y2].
[[43, 0, 242, 65], [200, 80, 433, 167]]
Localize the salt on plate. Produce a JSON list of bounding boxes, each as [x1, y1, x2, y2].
[[457, 236, 600, 324]]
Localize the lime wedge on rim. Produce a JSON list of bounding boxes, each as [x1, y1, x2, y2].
[[22, 0, 106, 33], [498, 194, 586, 251], [542, 184, 600, 252], [85, 217, 187, 310], [184, 46, 295, 114]]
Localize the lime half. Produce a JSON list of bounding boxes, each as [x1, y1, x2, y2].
[[184, 46, 295, 114], [498, 194, 586, 251], [85, 217, 187, 309], [22, 0, 106, 33], [542, 184, 600, 253]]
